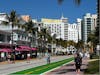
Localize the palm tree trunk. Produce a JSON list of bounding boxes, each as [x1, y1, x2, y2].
[[11, 22, 14, 51]]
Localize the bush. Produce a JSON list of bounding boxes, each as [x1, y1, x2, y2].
[[85, 60, 99, 74]]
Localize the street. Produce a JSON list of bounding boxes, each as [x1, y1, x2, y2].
[[0, 55, 73, 75]]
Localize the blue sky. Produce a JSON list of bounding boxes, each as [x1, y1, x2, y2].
[[0, 0, 96, 23]]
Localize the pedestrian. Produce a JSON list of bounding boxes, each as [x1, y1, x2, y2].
[[7, 53, 11, 64], [27, 53, 30, 63], [22, 54, 24, 60], [74, 53, 82, 74], [11, 54, 15, 64], [46, 53, 50, 64], [1, 52, 5, 61]]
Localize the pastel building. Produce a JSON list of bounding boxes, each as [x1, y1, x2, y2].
[[21, 15, 31, 22], [41, 16, 68, 40], [68, 23, 78, 43], [0, 13, 31, 46]]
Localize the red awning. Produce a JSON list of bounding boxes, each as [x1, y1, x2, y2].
[[0, 48, 12, 52], [16, 46, 31, 51], [15, 48, 24, 51], [20, 46, 31, 49], [31, 48, 37, 51]]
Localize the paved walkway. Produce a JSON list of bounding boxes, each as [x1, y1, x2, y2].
[[45, 57, 89, 75]]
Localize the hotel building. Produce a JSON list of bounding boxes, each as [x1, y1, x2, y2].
[[68, 23, 78, 43], [41, 16, 68, 40], [82, 13, 97, 43]]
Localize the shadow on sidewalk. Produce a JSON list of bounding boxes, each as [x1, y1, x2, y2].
[[46, 62, 88, 75]]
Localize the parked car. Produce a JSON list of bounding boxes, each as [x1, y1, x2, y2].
[[56, 51, 64, 55]]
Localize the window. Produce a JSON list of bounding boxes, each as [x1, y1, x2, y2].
[[0, 34, 5, 42]]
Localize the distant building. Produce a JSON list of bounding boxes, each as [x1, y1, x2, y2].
[[68, 23, 78, 43], [77, 18, 82, 41], [41, 16, 68, 40], [21, 15, 31, 22], [91, 14, 97, 31], [82, 13, 97, 43]]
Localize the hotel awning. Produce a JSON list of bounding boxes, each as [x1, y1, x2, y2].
[[19, 46, 31, 49], [15, 48, 25, 51], [31, 48, 37, 51], [15, 46, 31, 51], [0, 48, 12, 52]]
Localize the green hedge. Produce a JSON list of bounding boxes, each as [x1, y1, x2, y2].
[[85, 60, 99, 74]]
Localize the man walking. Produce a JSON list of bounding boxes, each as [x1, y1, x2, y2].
[[46, 52, 51, 64], [74, 53, 82, 74]]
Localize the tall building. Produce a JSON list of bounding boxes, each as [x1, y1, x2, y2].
[[82, 13, 97, 43], [41, 16, 68, 40], [77, 18, 82, 41], [68, 23, 78, 43], [91, 14, 97, 31]]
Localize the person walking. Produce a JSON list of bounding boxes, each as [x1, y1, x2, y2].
[[11, 54, 15, 64], [27, 53, 30, 63], [74, 53, 82, 74], [46, 52, 51, 64], [7, 53, 11, 64]]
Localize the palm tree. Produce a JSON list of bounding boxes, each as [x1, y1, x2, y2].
[[87, 33, 98, 53], [2, 10, 19, 51], [1, 10, 19, 63], [24, 20, 35, 47], [75, 40, 84, 52], [58, 0, 81, 5]]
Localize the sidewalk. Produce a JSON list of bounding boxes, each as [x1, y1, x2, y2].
[[45, 57, 89, 75], [0, 58, 37, 65]]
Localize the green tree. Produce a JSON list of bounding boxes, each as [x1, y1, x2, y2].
[[2, 10, 19, 50], [24, 20, 36, 47], [75, 40, 84, 52], [67, 40, 76, 46], [87, 33, 98, 53]]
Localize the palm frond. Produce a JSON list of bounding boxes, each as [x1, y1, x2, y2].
[[58, 0, 64, 5], [1, 21, 9, 25], [74, 0, 81, 6]]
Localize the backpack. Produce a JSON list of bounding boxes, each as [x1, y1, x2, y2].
[[75, 57, 81, 65]]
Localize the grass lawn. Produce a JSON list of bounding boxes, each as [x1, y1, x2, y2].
[[84, 55, 99, 74], [11, 57, 73, 74]]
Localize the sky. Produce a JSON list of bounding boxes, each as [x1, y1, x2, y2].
[[0, 0, 96, 23]]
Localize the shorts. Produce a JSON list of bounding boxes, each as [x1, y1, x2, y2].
[[75, 64, 81, 69]]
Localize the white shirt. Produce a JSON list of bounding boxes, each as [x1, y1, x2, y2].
[[27, 54, 30, 57]]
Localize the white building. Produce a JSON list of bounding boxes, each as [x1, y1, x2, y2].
[[91, 14, 97, 31], [41, 16, 68, 40], [82, 13, 97, 43], [68, 23, 78, 43], [77, 18, 82, 41], [0, 13, 31, 46]]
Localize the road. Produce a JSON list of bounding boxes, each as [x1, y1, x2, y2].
[[0, 55, 73, 75]]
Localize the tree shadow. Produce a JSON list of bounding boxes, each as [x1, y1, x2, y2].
[[50, 63, 88, 74]]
